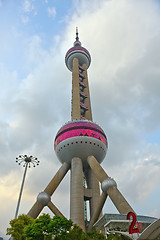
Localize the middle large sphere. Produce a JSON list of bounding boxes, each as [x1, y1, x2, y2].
[[54, 120, 108, 167]]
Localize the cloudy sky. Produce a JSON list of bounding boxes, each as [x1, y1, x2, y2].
[[0, 0, 160, 238]]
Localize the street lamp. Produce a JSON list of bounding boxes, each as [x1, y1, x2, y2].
[[15, 155, 39, 219]]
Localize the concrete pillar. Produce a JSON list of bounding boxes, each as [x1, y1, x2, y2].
[[85, 167, 101, 219], [44, 162, 70, 196], [27, 162, 70, 218], [70, 157, 85, 231], [82, 64, 92, 121], [27, 201, 44, 219], [87, 155, 109, 181], [107, 187, 135, 214], [72, 58, 81, 120], [87, 155, 134, 214], [48, 201, 64, 217], [88, 192, 107, 231]]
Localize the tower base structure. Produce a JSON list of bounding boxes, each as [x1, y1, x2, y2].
[[27, 154, 135, 231]]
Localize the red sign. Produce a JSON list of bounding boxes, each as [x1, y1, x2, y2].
[[127, 212, 141, 234]]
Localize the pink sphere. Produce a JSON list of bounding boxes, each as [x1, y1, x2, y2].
[[54, 120, 108, 167], [65, 45, 91, 71]]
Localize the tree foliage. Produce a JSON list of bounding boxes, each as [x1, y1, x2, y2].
[[23, 214, 72, 240], [86, 228, 106, 240], [47, 215, 73, 236], [55, 225, 106, 240], [23, 214, 51, 240], [55, 224, 88, 240], [107, 232, 131, 240], [6, 214, 33, 240], [7, 213, 131, 240]]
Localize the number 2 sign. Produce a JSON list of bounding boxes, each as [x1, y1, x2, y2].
[[127, 212, 141, 234]]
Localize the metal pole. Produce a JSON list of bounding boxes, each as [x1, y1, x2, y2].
[[15, 162, 28, 219]]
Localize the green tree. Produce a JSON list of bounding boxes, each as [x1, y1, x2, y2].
[[6, 214, 33, 240], [55, 225, 107, 240], [86, 228, 106, 240], [23, 214, 73, 240], [8, 213, 130, 240], [107, 232, 131, 240], [55, 225, 89, 240], [48, 215, 72, 236], [23, 214, 51, 240]]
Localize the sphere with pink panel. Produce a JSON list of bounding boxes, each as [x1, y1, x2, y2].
[[54, 120, 108, 167], [65, 38, 91, 71]]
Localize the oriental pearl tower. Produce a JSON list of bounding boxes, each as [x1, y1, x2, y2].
[[27, 28, 134, 231]]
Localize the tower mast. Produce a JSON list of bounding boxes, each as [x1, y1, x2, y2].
[[65, 28, 101, 228], [65, 28, 92, 121]]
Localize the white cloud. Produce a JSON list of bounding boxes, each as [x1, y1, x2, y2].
[[47, 6, 56, 18], [21, 15, 30, 24], [22, 0, 34, 13]]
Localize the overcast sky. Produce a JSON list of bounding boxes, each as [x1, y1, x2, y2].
[[0, 0, 160, 239]]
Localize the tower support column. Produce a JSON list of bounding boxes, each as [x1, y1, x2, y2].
[[28, 162, 70, 218], [87, 155, 134, 214], [87, 192, 108, 231], [85, 167, 101, 219], [70, 157, 85, 231]]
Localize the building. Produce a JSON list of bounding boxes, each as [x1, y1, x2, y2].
[[27, 29, 157, 235], [94, 213, 157, 236]]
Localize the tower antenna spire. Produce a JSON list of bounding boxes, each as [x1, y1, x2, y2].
[[76, 27, 79, 41]]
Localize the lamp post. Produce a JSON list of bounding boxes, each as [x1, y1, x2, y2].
[[15, 155, 39, 219]]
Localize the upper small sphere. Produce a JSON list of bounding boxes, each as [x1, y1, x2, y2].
[[65, 33, 91, 71]]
